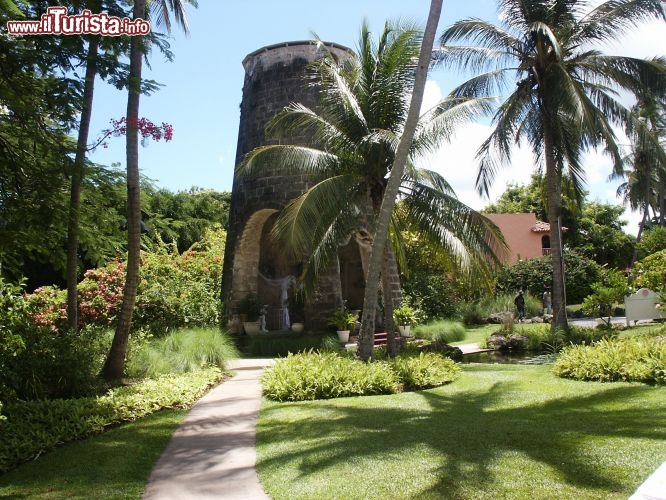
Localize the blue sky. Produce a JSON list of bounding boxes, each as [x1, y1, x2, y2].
[[86, 1, 665, 234]]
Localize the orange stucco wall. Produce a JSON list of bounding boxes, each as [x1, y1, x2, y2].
[[485, 213, 546, 264]]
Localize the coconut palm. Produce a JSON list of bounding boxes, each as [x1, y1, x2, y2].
[[101, 0, 196, 381], [239, 19, 505, 359], [438, 0, 666, 330], [615, 96, 666, 264]]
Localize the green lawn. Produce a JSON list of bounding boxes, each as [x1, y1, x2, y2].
[[0, 409, 187, 499], [256, 363, 666, 499]]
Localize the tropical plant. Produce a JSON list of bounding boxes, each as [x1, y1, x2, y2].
[[102, 0, 196, 381], [581, 269, 629, 326], [328, 307, 358, 331], [66, 0, 133, 331], [438, 0, 666, 332], [393, 304, 417, 326], [239, 16, 504, 360], [614, 95, 666, 265], [630, 248, 666, 292]]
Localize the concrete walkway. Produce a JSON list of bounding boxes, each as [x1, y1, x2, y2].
[[143, 359, 274, 500]]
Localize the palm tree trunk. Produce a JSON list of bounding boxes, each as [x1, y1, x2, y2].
[[358, 0, 442, 361], [543, 122, 568, 331], [66, 11, 100, 331], [381, 246, 397, 357], [101, 0, 144, 381]]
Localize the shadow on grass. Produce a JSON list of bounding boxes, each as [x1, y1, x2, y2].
[[258, 366, 666, 498], [0, 409, 187, 499]]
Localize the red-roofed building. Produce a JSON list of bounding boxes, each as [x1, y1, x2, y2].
[[485, 213, 566, 264]]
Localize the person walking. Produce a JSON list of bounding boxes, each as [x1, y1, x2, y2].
[[514, 290, 526, 322], [542, 289, 552, 315]]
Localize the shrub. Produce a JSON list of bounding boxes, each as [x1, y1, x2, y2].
[[262, 351, 401, 401], [495, 250, 601, 304], [125, 328, 239, 378], [552, 336, 666, 385], [480, 293, 542, 318], [486, 325, 615, 353], [581, 270, 629, 324], [636, 225, 666, 260], [0, 368, 223, 472], [412, 320, 466, 343], [401, 272, 464, 321], [390, 353, 460, 390], [459, 302, 486, 326], [631, 249, 666, 293], [2, 326, 111, 401]]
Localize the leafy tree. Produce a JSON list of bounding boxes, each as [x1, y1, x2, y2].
[[484, 174, 548, 220], [239, 18, 503, 359], [495, 250, 601, 305], [566, 202, 634, 269], [581, 269, 629, 325], [66, 0, 135, 330], [146, 187, 231, 252], [630, 249, 666, 292], [439, 0, 666, 331], [636, 225, 666, 260]]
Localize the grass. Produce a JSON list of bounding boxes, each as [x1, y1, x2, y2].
[[0, 409, 187, 499], [412, 320, 466, 343], [126, 327, 239, 377], [256, 363, 666, 499]]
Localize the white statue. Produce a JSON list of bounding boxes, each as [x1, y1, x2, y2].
[[259, 305, 268, 332]]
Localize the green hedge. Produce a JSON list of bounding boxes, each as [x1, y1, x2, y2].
[[261, 351, 460, 401], [0, 368, 223, 472], [552, 336, 666, 385]]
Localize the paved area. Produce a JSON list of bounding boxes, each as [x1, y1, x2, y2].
[[143, 359, 274, 500]]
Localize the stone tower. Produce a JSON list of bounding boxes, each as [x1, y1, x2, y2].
[[222, 40, 400, 331]]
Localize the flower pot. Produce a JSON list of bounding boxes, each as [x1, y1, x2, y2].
[[337, 330, 350, 343], [291, 322, 304, 334], [244, 321, 261, 336], [398, 325, 411, 337]]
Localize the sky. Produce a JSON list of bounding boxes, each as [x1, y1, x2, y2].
[[85, 0, 666, 235]]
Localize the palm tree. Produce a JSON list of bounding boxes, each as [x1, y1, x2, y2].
[[239, 20, 504, 360], [438, 0, 666, 331], [66, 0, 103, 331], [356, 0, 445, 360], [615, 96, 666, 264], [101, 0, 196, 381]]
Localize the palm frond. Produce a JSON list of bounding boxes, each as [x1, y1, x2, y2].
[[575, 0, 665, 46], [236, 145, 339, 180], [271, 174, 361, 259]]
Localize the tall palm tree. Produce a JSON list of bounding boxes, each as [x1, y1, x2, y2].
[[101, 0, 196, 381], [239, 20, 505, 360], [438, 0, 666, 331], [356, 0, 445, 360], [615, 96, 666, 264], [66, 0, 103, 331]]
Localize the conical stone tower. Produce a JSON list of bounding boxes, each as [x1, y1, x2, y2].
[[222, 40, 401, 331]]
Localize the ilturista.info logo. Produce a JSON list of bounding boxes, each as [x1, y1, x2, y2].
[[7, 7, 150, 36]]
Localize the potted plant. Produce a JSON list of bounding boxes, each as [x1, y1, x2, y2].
[[393, 304, 417, 336], [238, 293, 261, 336], [329, 307, 358, 343]]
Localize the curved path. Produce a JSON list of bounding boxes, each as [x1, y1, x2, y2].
[[143, 359, 274, 500]]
